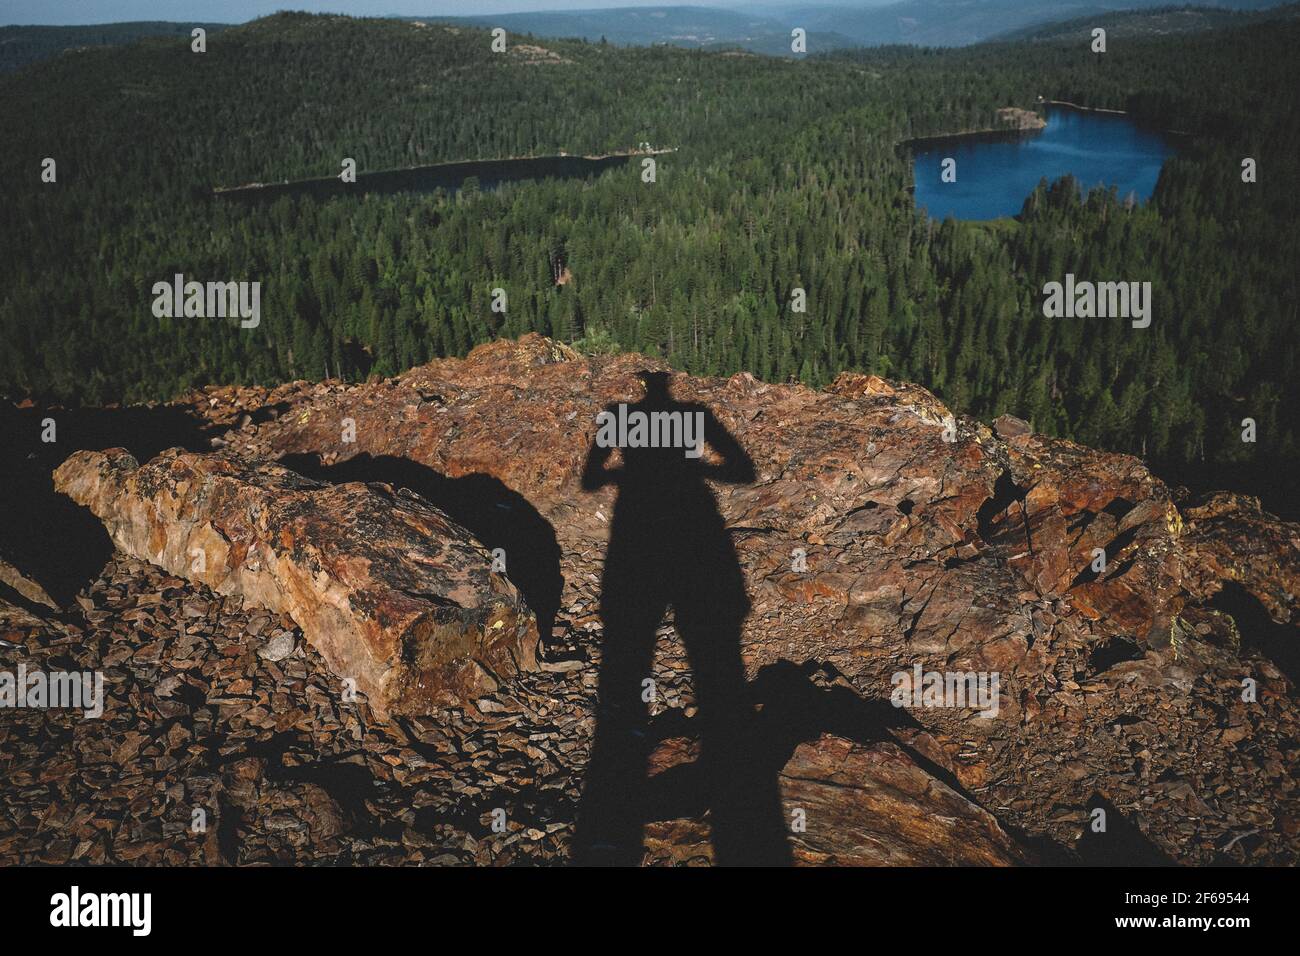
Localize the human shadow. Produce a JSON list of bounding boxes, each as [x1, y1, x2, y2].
[[278, 453, 563, 639], [573, 371, 791, 866]]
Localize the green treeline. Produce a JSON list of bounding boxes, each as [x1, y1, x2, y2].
[[1, 12, 1296, 506]]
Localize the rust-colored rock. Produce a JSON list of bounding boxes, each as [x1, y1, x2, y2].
[[0, 554, 59, 611], [778, 734, 1031, 865], [196, 333, 1297, 863], [5, 333, 1295, 866], [1181, 492, 1300, 624], [52, 448, 538, 719], [644, 732, 1031, 866]]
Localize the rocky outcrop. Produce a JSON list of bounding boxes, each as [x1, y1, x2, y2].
[[996, 106, 1047, 130], [1181, 492, 1300, 624], [195, 333, 1297, 862], [4, 333, 1296, 866], [53, 448, 538, 719]]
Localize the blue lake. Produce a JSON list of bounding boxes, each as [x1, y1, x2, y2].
[[911, 106, 1176, 221]]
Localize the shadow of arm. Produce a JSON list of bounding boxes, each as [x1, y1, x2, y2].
[[702, 409, 756, 484]]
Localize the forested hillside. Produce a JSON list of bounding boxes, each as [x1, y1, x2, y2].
[[772, 0, 1282, 47], [997, 2, 1300, 41], [0, 21, 228, 73], [435, 1, 1284, 51], [1, 12, 1297, 510], [434, 6, 860, 55]]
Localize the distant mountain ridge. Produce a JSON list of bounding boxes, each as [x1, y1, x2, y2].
[[1, 1, 1289, 70], [0, 20, 227, 72], [419, 5, 860, 56], [992, 1, 1300, 41], [431, 0, 1286, 51]]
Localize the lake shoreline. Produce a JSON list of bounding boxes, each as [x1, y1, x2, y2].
[[909, 104, 1178, 219], [898, 106, 1046, 150], [1047, 100, 1192, 138], [213, 147, 676, 200], [902, 101, 1191, 151]]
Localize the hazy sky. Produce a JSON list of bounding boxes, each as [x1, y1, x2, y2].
[[0, 0, 761, 26]]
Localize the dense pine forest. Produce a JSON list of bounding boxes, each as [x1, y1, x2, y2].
[[2, 11, 1297, 510]]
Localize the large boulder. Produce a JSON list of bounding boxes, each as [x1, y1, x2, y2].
[[53, 448, 537, 719]]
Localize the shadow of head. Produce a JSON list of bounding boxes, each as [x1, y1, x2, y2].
[[582, 368, 756, 496], [278, 453, 563, 637], [637, 369, 671, 402]]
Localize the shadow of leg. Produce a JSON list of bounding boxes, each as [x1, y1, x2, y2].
[[573, 598, 659, 866], [681, 607, 793, 867]]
